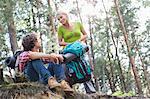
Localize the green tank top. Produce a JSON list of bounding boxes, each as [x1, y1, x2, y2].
[[58, 22, 83, 43]]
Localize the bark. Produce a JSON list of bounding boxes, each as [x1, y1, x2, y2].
[[36, 0, 43, 52], [88, 18, 99, 91], [47, 0, 59, 53], [0, 68, 4, 84], [106, 29, 116, 92], [114, 0, 143, 94], [30, 0, 36, 30], [88, 18, 95, 70], [0, 25, 3, 32], [107, 59, 116, 93], [75, 0, 83, 23], [54, 1, 59, 31], [102, 0, 126, 92], [7, 17, 18, 53], [3, 0, 17, 53], [135, 45, 150, 94], [47, 0, 55, 35]]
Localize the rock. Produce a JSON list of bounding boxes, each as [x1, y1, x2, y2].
[[0, 82, 63, 99], [0, 82, 149, 99]]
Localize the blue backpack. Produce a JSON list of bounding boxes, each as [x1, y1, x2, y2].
[[62, 41, 91, 85]]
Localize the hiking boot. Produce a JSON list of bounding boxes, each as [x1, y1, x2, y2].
[[48, 77, 61, 89], [60, 80, 74, 92]]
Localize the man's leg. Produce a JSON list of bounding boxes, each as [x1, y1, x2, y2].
[[30, 60, 53, 84], [24, 61, 40, 82], [48, 62, 73, 92], [24, 60, 61, 88], [48, 62, 65, 83]]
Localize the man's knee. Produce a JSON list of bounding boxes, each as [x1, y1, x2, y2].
[[31, 59, 43, 65]]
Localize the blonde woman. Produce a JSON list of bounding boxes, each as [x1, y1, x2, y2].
[[57, 12, 96, 94]]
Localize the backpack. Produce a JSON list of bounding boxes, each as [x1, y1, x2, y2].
[[62, 41, 92, 85], [5, 50, 23, 69]]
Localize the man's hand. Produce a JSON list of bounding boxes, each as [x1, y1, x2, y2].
[[49, 53, 64, 64]]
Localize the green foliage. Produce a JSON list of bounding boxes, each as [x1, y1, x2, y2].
[[0, 0, 149, 95], [94, 57, 106, 76], [137, 0, 150, 7], [112, 90, 135, 96]]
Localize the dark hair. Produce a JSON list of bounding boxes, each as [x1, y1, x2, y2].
[[22, 33, 37, 51]]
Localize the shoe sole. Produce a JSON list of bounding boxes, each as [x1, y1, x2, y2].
[[63, 89, 74, 93], [50, 84, 61, 89]]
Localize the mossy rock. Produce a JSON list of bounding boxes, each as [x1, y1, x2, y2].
[[0, 82, 149, 99], [0, 82, 63, 99]]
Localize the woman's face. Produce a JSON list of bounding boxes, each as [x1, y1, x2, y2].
[[57, 14, 68, 25]]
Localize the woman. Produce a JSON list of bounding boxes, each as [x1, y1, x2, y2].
[[19, 33, 73, 92], [57, 12, 87, 46], [57, 12, 96, 94]]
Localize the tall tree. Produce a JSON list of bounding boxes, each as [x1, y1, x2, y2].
[[106, 27, 116, 92], [46, 0, 59, 53], [3, 0, 18, 53], [75, 0, 83, 23], [88, 18, 95, 70], [114, 0, 143, 94], [102, 0, 126, 92]]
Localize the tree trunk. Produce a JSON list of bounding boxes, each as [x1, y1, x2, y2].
[[0, 25, 3, 32], [47, 0, 59, 53], [135, 45, 150, 94], [106, 27, 116, 92], [102, 0, 126, 92], [32, 5, 36, 30], [3, 0, 18, 54], [54, 1, 59, 31], [0, 68, 4, 84], [88, 18, 99, 92], [88, 18, 95, 70], [47, 0, 55, 35], [36, 0, 43, 52], [75, 0, 83, 23], [114, 0, 143, 95], [7, 17, 18, 53]]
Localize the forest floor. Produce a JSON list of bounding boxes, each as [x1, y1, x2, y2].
[[0, 82, 149, 99]]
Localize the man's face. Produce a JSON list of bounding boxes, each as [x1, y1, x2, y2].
[[35, 35, 41, 49]]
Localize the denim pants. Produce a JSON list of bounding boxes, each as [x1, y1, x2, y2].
[[24, 59, 65, 84]]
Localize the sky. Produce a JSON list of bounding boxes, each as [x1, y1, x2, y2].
[[5, 0, 150, 54], [132, 0, 150, 32], [55, 0, 150, 68], [53, 0, 150, 34]]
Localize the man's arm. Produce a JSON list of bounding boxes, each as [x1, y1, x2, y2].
[[29, 51, 64, 63]]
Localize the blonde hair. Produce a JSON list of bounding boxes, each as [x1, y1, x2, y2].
[[57, 11, 68, 18]]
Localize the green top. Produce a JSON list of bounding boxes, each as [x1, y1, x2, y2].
[[58, 22, 84, 43]]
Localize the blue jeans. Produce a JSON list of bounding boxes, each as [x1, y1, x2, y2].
[[24, 59, 65, 84]]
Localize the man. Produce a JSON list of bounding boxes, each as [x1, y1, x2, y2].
[[19, 33, 73, 92]]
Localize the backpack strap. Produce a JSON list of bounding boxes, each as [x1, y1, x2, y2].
[[78, 59, 90, 77], [75, 59, 86, 77], [15, 56, 20, 68]]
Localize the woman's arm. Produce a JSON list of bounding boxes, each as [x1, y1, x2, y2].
[[58, 37, 68, 46], [79, 27, 87, 42]]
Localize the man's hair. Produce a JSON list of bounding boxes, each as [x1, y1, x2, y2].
[[22, 33, 37, 51]]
